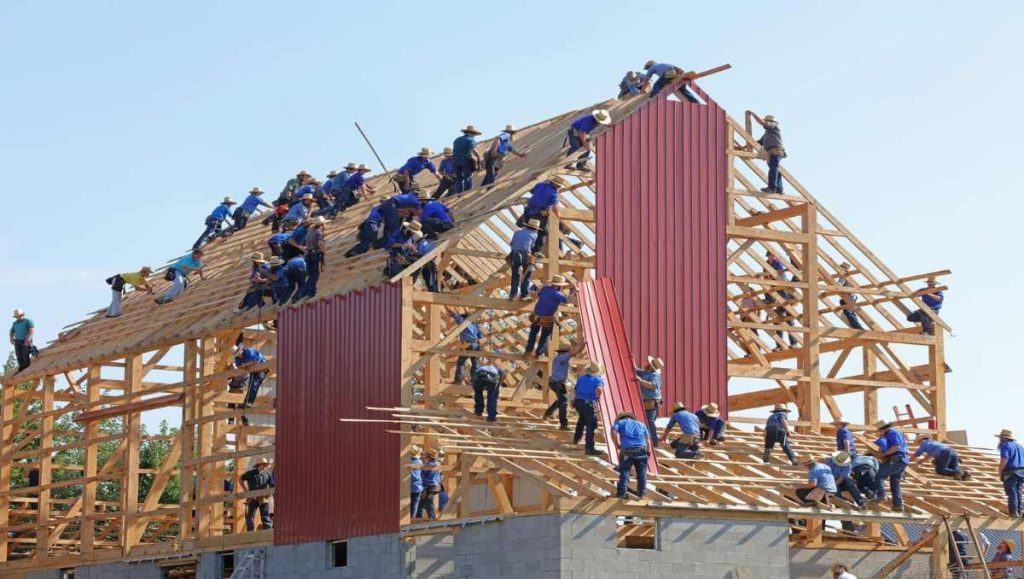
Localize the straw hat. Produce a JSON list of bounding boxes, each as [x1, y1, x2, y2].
[[764, 115, 777, 123], [555, 341, 572, 353], [997, 429, 1015, 440], [591, 109, 612, 126], [403, 220, 423, 233], [772, 403, 790, 413], [410, 445, 422, 457], [417, 147, 433, 157], [832, 451, 852, 466], [250, 186, 264, 194], [616, 411, 636, 422], [301, 193, 315, 201], [548, 175, 570, 189], [585, 362, 604, 375], [503, 124, 517, 134], [222, 196, 237, 205], [425, 448, 440, 459], [309, 216, 327, 228], [800, 457, 817, 467], [13, 309, 25, 318], [673, 401, 687, 412], [524, 218, 542, 230], [253, 458, 272, 467], [835, 418, 851, 426], [356, 163, 371, 172], [250, 252, 267, 263], [874, 419, 895, 431], [344, 162, 359, 171], [268, 256, 285, 267], [442, 147, 453, 155], [297, 170, 311, 178], [460, 125, 482, 135], [327, 170, 338, 178], [140, 266, 153, 274], [549, 274, 569, 287], [702, 402, 720, 418], [647, 355, 665, 372], [417, 188, 432, 200], [839, 262, 852, 271], [644, 60, 656, 69]]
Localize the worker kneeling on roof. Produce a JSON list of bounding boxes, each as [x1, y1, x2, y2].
[[661, 402, 702, 459], [912, 435, 971, 481]]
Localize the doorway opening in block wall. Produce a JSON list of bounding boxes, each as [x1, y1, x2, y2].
[[218, 551, 235, 578], [331, 540, 349, 567], [616, 516, 657, 550]]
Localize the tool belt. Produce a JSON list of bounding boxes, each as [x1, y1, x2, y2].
[[164, 267, 179, 282], [531, 314, 555, 328], [674, 433, 700, 446], [107, 274, 126, 292], [620, 448, 648, 458], [574, 398, 596, 408], [642, 399, 661, 411]]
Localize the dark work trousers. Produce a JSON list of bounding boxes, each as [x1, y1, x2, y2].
[[452, 158, 475, 193], [245, 499, 272, 531], [282, 242, 304, 260], [302, 250, 323, 299], [432, 176, 455, 199], [836, 477, 865, 507], [345, 220, 382, 257], [616, 450, 649, 498], [763, 425, 797, 463], [232, 208, 252, 231], [934, 449, 962, 477], [872, 460, 907, 509], [239, 286, 269, 311], [278, 269, 306, 304], [244, 371, 268, 407], [1002, 469, 1024, 516], [13, 339, 31, 371], [193, 217, 223, 249], [907, 309, 936, 335], [573, 399, 598, 452], [415, 260, 438, 292], [421, 218, 453, 240], [643, 402, 661, 447], [417, 489, 437, 519], [481, 153, 504, 186], [840, 298, 864, 330], [472, 378, 499, 421], [268, 241, 285, 258], [564, 131, 590, 169], [380, 200, 402, 242], [525, 322, 553, 356], [767, 154, 784, 192], [545, 379, 569, 428], [671, 439, 702, 459], [410, 490, 422, 518], [700, 417, 726, 442], [508, 250, 534, 299], [774, 307, 799, 346], [454, 341, 479, 382], [852, 467, 877, 498], [331, 188, 358, 215]]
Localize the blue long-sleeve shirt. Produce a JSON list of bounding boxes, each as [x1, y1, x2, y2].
[[420, 201, 453, 224], [422, 459, 441, 487], [914, 439, 950, 459], [664, 410, 701, 436], [642, 62, 676, 83]]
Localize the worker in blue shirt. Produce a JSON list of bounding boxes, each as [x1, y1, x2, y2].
[[907, 278, 944, 336], [564, 109, 611, 171], [452, 314, 482, 383], [868, 420, 910, 512], [636, 356, 664, 447], [851, 453, 880, 499], [267, 231, 290, 258], [482, 124, 527, 187], [412, 235, 438, 292], [312, 172, 336, 212], [329, 164, 374, 216], [345, 204, 385, 258], [835, 419, 857, 457], [524, 276, 574, 357], [508, 219, 542, 300], [284, 221, 309, 260], [573, 363, 606, 456], [835, 263, 865, 330], [913, 436, 970, 480], [642, 61, 698, 101], [193, 197, 236, 250], [432, 147, 457, 199], [612, 412, 650, 499], [763, 403, 797, 465], [417, 448, 442, 519], [518, 175, 568, 253], [795, 457, 838, 507], [396, 147, 440, 192], [238, 253, 273, 312], [420, 198, 455, 239], [617, 70, 648, 98], [289, 180, 319, 206], [763, 272, 798, 350], [278, 256, 307, 305], [282, 193, 314, 230], [543, 341, 582, 430], [409, 446, 424, 518], [827, 451, 866, 510], [451, 125, 483, 194], [156, 249, 206, 304], [696, 402, 727, 445], [997, 429, 1024, 517], [661, 402, 702, 459], [472, 361, 503, 422], [380, 191, 423, 243], [234, 345, 268, 408], [383, 224, 422, 278], [232, 187, 272, 232]]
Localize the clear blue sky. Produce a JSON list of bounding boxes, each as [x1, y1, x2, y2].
[[2, 1, 1021, 445]]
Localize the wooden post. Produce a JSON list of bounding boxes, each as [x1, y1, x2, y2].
[[400, 277, 415, 526], [930, 327, 947, 437], [80, 366, 101, 554], [0, 374, 15, 561], [179, 340, 198, 543], [121, 355, 143, 553], [35, 376, 55, 557], [800, 204, 821, 432]]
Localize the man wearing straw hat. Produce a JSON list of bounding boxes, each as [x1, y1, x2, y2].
[[282, 193, 315, 231], [328, 164, 374, 217], [868, 419, 910, 512], [756, 114, 787, 194], [696, 402, 727, 446], [482, 124, 527, 187], [192, 196, 236, 250], [907, 278, 945, 336], [827, 451, 866, 510], [835, 418, 857, 457], [9, 309, 35, 372], [524, 275, 575, 358], [396, 147, 441, 193], [617, 70, 648, 99], [573, 362, 606, 456], [518, 175, 570, 254], [794, 456, 837, 507], [997, 429, 1024, 518], [417, 448, 443, 519], [612, 411, 650, 499], [763, 403, 798, 465], [240, 458, 274, 531], [543, 340, 583, 430], [238, 253, 273, 312], [508, 218, 542, 301], [232, 187, 273, 232], [835, 263, 865, 330], [432, 148, 457, 199], [105, 266, 154, 318], [451, 125, 483, 193], [564, 109, 611, 171], [912, 435, 971, 481], [661, 402, 702, 459], [298, 216, 327, 300], [471, 359, 504, 423], [636, 355, 665, 446]]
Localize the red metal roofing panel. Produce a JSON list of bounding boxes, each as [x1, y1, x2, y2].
[[596, 81, 728, 418], [577, 278, 658, 475], [274, 284, 403, 545]]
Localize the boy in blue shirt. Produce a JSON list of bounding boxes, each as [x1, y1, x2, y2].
[[827, 451, 866, 510], [471, 361, 503, 422], [763, 403, 797, 465], [524, 276, 574, 357], [396, 147, 440, 192], [662, 402, 702, 459], [907, 278, 944, 336], [795, 457, 838, 507], [612, 412, 650, 499], [997, 429, 1024, 517], [868, 420, 910, 512], [573, 363, 605, 456], [193, 197, 236, 250], [419, 197, 454, 239], [564, 109, 611, 171], [697, 402, 727, 446]]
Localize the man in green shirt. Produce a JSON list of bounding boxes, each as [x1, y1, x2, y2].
[[241, 459, 274, 531], [9, 310, 34, 372]]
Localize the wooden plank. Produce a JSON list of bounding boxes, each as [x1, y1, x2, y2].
[[75, 393, 183, 423]]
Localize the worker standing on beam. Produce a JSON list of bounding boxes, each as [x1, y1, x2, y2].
[[827, 451, 866, 510], [192, 196, 236, 250], [451, 313, 481, 384], [395, 147, 440, 193], [763, 403, 798, 465], [508, 218, 542, 300], [9, 309, 35, 372], [835, 263, 865, 330], [912, 435, 971, 480], [696, 402, 727, 446], [233, 343, 268, 412], [835, 419, 857, 457], [471, 359, 503, 422], [543, 341, 582, 430], [482, 124, 527, 187], [417, 448, 442, 519], [432, 147, 457, 199], [573, 362, 605, 457], [380, 190, 423, 244], [517, 175, 569, 254], [451, 125, 482, 194], [661, 402, 702, 459], [635, 356, 664, 447], [240, 459, 274, 531], [868, 420, 910, 512], [997, 429, 1024, 518], [105, 266, 154, 318], [564, 109, 611, 171], [612, 411, 650, 500], [524, 275, 574, 358], [757, 114, 786, 194], [279, 255, 308, 305], [155, 249, 205, 304], [409, 445, 424, 518], [907, 278, 944, 336], [299, 216, 327, 300]]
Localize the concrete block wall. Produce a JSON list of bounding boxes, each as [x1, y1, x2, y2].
[[73, 560, 163, 579], [791, 546, 932, 578]]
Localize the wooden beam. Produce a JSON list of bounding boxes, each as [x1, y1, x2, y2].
[[75, 393, 183, 423]]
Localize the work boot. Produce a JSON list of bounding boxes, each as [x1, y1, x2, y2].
[[559, 425, 570, 431], [891, 504, 904, 513], [762, 450, 771, 464], [585, 449, 604, 457]]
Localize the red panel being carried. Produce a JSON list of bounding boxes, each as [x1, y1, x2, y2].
[[596, 80, 728, 417], [577, 278, 658, 475], [274, 284, 403, 545]]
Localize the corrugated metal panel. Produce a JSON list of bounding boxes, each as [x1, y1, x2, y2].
[[577, 278, 659, 475], [596, 81, 728, 417], [274, 284, 403, 545]]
